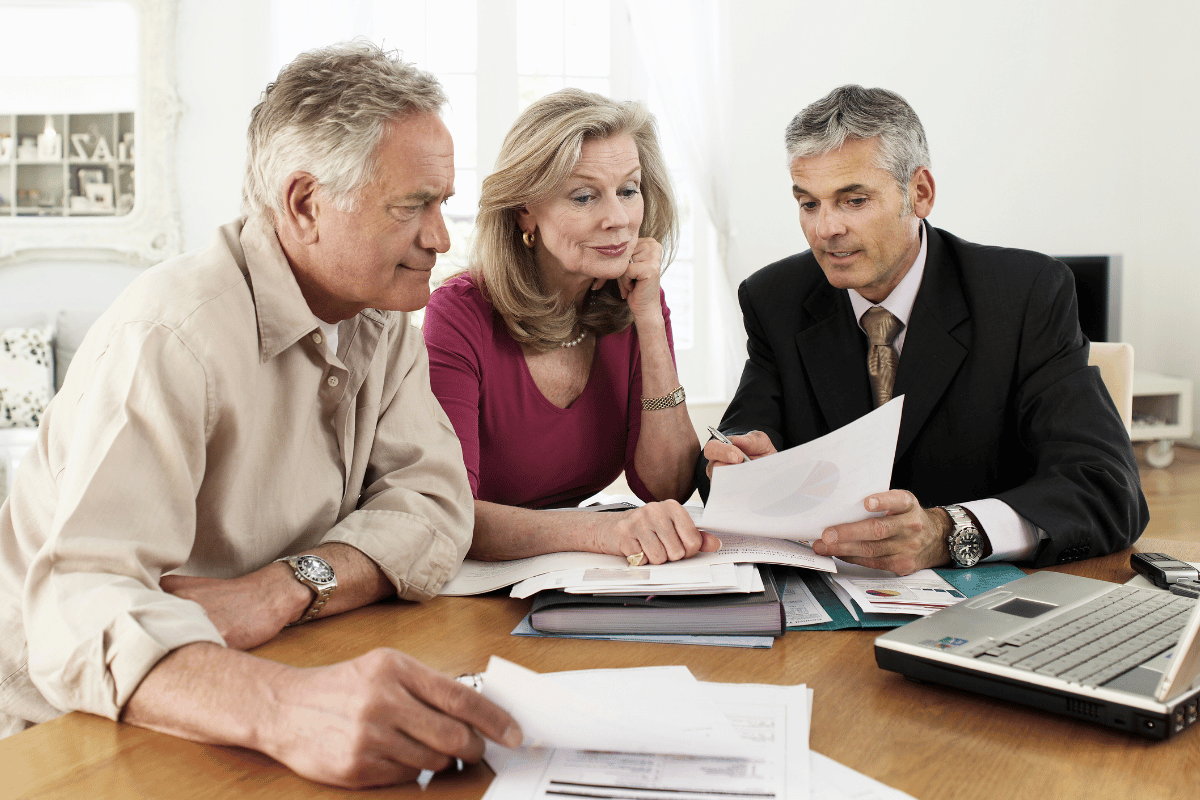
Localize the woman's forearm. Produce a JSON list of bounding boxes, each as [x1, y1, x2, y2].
[[631, 316, 700, 501]]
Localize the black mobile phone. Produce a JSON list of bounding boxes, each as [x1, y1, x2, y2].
[[1130, 552, 1199, 589]]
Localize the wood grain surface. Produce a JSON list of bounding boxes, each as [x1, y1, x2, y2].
[[3, 538, 1199, 800]]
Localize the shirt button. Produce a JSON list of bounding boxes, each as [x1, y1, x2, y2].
[[327, 375, 339, 387], [312, 332, 323, 344]]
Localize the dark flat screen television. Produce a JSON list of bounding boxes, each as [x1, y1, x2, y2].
[[1054, 255, 1121, 343]]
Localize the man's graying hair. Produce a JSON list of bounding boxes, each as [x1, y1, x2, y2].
[[243, 40, 447, 222], [784, 85, 930, 210]]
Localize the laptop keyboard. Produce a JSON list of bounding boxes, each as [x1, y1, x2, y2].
[[965, 586, 1197, 688]]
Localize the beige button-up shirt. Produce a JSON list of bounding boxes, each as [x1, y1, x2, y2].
[[0, 217, 472, 734]]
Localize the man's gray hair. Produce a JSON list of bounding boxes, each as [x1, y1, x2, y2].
[[242, 41, 447, 221], [784, 85, 930, 201]]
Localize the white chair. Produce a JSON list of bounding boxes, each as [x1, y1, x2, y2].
[[1088, 342, 1134, 437]]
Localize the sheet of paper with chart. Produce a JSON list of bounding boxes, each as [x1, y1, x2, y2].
[[699, 396, 903, 540], [480, 658, 811, 800]]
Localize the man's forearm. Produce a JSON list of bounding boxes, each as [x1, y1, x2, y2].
[[121, 640, 523, 788], [304, 541, 396, 620], [161, 541, 396, 650], [121, 642, 283, 748]]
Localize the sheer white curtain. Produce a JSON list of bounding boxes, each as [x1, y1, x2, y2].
[[623, 0, 745, 399]]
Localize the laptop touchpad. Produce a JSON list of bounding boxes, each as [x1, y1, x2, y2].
[[1104, 649, 1174, 696]]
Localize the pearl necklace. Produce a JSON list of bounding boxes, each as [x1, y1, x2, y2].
[[561, 328, 588, 348]]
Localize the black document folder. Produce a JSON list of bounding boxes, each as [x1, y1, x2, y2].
[[528, 564, 785, 637]]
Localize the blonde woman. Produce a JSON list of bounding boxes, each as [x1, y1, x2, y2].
[[423, 89, 717, 564]]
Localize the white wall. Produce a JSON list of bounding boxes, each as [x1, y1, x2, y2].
[[6, 0, 1198, 441], [725, 0, 1200, 441], [174, 0, 272, 250]]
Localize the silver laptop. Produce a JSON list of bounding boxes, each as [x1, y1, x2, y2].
[[875, 571, 1200, 739]]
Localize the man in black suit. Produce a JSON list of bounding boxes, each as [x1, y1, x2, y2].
[[699, 85, 1147, 575]]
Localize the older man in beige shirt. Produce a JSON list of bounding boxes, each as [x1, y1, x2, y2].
[[0, 43, 520, 788]]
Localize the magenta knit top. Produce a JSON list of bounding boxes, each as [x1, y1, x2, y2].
[[423, 274, 675, 509]]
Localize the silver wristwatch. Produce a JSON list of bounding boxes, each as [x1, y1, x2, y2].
[[641, 385, 685, 410], [275, 554, 337, 625], [942, 504, 986, 568]]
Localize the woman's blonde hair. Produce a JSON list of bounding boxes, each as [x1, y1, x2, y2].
[[471, 89, 678, 351]]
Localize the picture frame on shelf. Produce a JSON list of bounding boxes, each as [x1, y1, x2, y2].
[[76, 168, 105, 190], [84, 182, 113, 210]]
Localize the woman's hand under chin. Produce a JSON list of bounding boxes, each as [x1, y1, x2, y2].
[[609, 237, 664, 323]]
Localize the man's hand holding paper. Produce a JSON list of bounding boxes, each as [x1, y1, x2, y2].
[[811, 488, 954, 575], [700, 397, 903, 544]]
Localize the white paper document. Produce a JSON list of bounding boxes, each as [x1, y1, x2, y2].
[[480, 659, 810, 800], [441, 534, 835, 596], [699, 396, 903, 540], [828, 560, 965, 616], [510, 562, 764, 599], [781, 571, 834, 627], [810, 751, 919, 800], [478, 657, 763, 759]]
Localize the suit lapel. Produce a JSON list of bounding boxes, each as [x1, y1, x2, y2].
[[893, 226, 969, 458], [796, 282, 874, 433]]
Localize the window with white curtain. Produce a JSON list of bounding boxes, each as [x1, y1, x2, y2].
[[269, 0, 726, 402]]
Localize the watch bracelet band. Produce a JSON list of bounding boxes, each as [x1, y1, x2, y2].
[[296, 586, 332, 625], [943, 504, 974, 532], [641, 385, 685, 411], [942, 504, 990, 566], [275, 555, 335, 626]]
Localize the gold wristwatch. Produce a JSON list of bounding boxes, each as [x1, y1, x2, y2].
[[641, 385, 685, 410]]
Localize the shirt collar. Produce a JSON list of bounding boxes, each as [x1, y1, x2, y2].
[[849, 221, 928, 351], [239, 215, 330, 363]]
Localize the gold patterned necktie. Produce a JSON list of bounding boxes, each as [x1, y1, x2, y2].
[[862, 306, 903, 407]]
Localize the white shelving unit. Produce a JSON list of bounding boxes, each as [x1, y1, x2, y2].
[[1132, 371, 1194, 468], [0, 112, 135, 217]]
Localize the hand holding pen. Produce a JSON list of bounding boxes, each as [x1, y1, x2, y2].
[[702, 427, 777, 480]]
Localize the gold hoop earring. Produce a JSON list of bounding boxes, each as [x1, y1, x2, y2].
[[522, 230, 535, 249]]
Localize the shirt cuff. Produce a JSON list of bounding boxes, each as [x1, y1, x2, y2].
[[959, 498, 1044, 562]]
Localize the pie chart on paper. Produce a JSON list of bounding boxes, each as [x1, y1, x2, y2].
[[749, 460, 840, 517]]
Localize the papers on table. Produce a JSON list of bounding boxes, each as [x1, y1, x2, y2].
[[698, 396, 903, 540], [827, 560, 965, 616], [510, 561, 764, 598], [479, 657, 809, 799], [781, 570, 836, 627], [440, 533, 835, 596], [474, 657, 918, 800]]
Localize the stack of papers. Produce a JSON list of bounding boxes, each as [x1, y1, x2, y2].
[[470, 656, 916, 800], [511, 561, 763, 598], [780, 562, 1029, 631], [440, 534, 835, 597], [827, 562, 965, 616]]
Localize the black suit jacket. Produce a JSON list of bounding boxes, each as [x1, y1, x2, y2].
[[699, 224, 1148, 567]]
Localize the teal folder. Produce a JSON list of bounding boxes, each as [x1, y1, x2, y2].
[[782, 562, 1028, 631]]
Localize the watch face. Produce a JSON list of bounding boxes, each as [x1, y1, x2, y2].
[[295, 555, 335, 584], [950, 532, 982, 567]]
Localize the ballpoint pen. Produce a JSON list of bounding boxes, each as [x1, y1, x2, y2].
[[706, 426, 750, 463], [417, 674, 486, 788]]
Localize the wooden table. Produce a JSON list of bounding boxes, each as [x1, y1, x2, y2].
[[4, 538, 1199, 799]]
